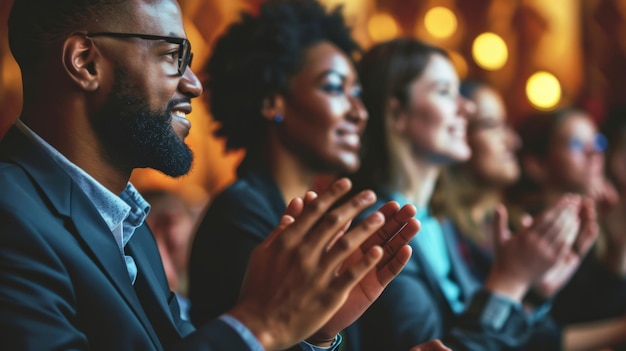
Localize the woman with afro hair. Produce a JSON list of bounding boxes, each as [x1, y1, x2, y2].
[[187, 1, 421, 350]]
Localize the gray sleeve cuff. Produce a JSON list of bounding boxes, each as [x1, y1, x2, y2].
[[465, 290, 529, 332]]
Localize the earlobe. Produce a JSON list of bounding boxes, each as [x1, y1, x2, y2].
[[62, 35, 100, 91], [261, 94, 286, 123]]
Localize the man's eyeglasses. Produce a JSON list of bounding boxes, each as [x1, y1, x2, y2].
[[86, 32, 193, 76]]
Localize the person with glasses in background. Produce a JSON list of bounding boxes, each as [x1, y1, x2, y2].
[[508, 107, 612, 218], [432, 83, 626, 350], [0, 0, 425, 350], [509, 107, 626, 344]]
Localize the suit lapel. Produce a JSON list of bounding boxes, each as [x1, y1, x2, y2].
[[126, 225, 180, 344], [70, 189, 162, 349], [1, 126, 162, 349]]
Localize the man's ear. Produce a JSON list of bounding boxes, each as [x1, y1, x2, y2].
[[261, 94, 285, 122], [62, 34, 101, 91], [387, 97, 407, 133]]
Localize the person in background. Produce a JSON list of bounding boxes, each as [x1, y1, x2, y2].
[[507, 107, 615, 218], [0, 0, 423, 349], [432, 81, 521, 283], [188, 1, 431, 350], [437, 82, 626, 350], [520, 106, 626, 334], [351, 37, 626, 351]]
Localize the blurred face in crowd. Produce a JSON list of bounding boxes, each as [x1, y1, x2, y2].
[[397, 54, 473, 165], [465, 86, 520, 187], [277, 41, 368, 174], [542, 111, 606, 194]]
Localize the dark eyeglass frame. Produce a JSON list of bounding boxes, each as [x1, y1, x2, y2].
[[85, 32, 193, 76]]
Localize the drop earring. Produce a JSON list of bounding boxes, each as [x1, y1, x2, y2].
[[273, 114, 283, 123]]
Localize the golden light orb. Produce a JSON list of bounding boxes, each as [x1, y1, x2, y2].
[[424, 6, 458, 39], [472, 32, 508, 70], [526, 71, 562, 110]]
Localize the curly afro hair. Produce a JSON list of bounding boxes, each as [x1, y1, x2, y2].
[[205, 0, 359, 152]]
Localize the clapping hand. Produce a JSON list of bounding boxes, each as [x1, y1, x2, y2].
[[229, 178, 419, 350], [486, 195, 584, 300], [533, 197, 598, 298]]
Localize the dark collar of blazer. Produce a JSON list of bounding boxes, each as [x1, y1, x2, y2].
[[237, 164, 287, 225], [0, 125, 163, 348]]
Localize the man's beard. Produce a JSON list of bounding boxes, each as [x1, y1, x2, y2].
[[93, 69, 193, 177]]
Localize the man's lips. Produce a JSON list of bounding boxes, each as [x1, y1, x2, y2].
[[171, 104, 192, 137], [172, 102, 191, 120]]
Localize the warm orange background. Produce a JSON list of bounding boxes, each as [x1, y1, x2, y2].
[[2, 0, 625, 212]]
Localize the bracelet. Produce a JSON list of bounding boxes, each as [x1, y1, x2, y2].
[[305, 335, 337, 345]]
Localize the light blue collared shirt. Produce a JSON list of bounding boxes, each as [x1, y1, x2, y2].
[[16, 119, 340, 351], [16, 119, 144, 284], [390, 192, 465, 314]]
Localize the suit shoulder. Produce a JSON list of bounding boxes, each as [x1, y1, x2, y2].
[[0, 162, 41, 208], [207, 178, 275, 216], [195, 177, 280, 243]]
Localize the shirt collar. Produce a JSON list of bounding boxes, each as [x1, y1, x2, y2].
[[15, 119, 150, 247]]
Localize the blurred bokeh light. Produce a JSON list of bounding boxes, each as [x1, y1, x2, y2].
[[526, 71, 562, 110], [367, 12, 400, 43], [424, 6, 458, 39], [472, 32, 508, 71]]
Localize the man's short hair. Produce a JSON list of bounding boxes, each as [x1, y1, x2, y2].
[[8, 0, 125, 68]]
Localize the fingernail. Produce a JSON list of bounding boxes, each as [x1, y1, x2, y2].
[[368, 246, 382, 258], [362, 190, 375, 202], [335, 178, 351, 191], [281, 215, 294, 225], [369, 212, 384, 224]]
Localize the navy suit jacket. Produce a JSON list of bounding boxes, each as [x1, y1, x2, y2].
[[0, 126, 250, 350]]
